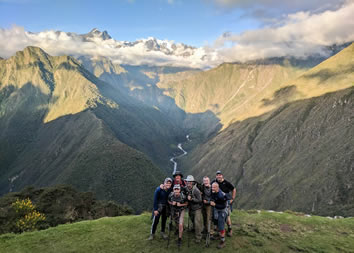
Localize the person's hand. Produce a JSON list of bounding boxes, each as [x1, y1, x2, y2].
[[154, 210, 159, 216], [160, 184, 164, 189], [210, 201, 215, 207], [172, 201, 177, 206], [203, 199, 208, 204], [230, 199, 234, 204], [188, 195, 192, 201], [177, 202, 182, 207]]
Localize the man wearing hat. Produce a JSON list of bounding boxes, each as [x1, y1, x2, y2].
[[161, 170, 187, 193], [148, 177, 173, 240], [186, 175, 203, 243], [211, 170, 236, 237], [172, 170, 187, 191], [168, 184, 188, 246]]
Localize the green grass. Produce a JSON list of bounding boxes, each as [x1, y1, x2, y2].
[[0, 210, 353, 253]]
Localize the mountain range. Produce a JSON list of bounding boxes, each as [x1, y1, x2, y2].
[[0, 37, 353, 215], [81, 28, 198, 58], [184, 43, 354, 216], [0, 47, 186, 212]]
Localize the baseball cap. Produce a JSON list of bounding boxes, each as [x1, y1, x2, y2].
[[164, 177, 173, 183]]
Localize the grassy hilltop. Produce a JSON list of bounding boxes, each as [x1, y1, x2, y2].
[[0, 210, 353, 253]]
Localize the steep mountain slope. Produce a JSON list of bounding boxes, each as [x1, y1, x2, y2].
[[78, 56, 221, 140], [0, 47, 184, 211], [158, 44, 353, 129], [289, 43, 354, 97], [187, 87, 354, 216], [78, 56, 191, 125], [157, 58, 314, 129]]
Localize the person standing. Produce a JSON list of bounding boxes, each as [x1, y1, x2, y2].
[[210, 182, 230, 249], [185, 175, 203, 243], [148, 177, 173, 240], [168, 184, 188, 247], [212, 170, 236, 237], [201, 176, 213, 237]]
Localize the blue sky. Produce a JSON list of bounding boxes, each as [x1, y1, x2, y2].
[[0, 0, 352, 67], [0, 0, 261, 46]]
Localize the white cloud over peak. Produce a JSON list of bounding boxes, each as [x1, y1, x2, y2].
[[0, 1, 353, 68], [0, 26, 214, 68], [213, 1, 354, 62]]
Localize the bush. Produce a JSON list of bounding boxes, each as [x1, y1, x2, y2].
[[12, 198, 46, 233], [0, 185, 135, 235]]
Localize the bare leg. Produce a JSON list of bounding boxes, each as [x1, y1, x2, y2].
[[178, 210, 185, 239], [227, 215, 231, 226], [179, 223, 184, 238]]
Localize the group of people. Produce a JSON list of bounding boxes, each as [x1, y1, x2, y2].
[[148, 170, 236, 249]]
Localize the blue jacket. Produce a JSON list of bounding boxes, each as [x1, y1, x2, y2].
[[211, 190, 230, 210], [153, 187, 171, 211]]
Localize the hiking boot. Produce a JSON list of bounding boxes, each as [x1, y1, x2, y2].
[[177, 238, 182, 247], [217, 241, 225, 249], [211, 234, 220, 240], [147, 234, 154, 240], [227, 229, 232, 237], [160, 232, 168, 240]]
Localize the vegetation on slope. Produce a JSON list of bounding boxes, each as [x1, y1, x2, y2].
[[183, 43, 354, 216], [158, 43, 354, 129], [0, 210, 353, 252], [157, 57, 312, 128], [0, 47, 174, 212], [187, 87, 354, 217], [0, 185, 133, 235]]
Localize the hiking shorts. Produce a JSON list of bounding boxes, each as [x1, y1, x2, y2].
[[172, 209, 185, 225], [213, 208, 227, 231]]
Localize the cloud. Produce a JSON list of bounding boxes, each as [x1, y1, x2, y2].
[[0, 1, 353, 68], [213, 1, 354, 62], [208, 0, 349, 25], [210, 0, 347, 13], [0, 25, 214, 69]]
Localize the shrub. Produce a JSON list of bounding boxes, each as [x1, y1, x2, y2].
[[12, 198, 46, 233]]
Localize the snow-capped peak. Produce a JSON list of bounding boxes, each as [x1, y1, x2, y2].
[[84, 28, 112, 41]]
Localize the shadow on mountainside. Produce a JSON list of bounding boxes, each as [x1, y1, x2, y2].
[[302, 64, 354, 84], [189, 87, 354, 217], [0, 82, 220, 212], [0, 51, 222, 212], [0, 107, 166, 213], [262, 85, 304, 107], [230, 56, 327, 69], [79, 58, 223, 155], [0, 83, 59, 185]]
